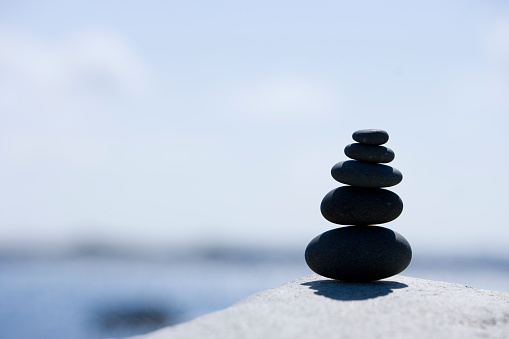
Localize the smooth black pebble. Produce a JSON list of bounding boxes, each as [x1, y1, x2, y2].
[[331, 160, 402, 188], [305, 226, 412, 282], [344, 143, 395, 163], [352, 129, 389, 145], [321, 186, 403, 225]]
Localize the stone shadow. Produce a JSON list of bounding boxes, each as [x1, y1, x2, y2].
[[301, 279, 408, 301]]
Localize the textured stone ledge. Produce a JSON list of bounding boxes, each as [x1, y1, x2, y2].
[[132, 274, 509, 339]]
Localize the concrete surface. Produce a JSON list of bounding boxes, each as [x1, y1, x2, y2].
[[132, 274, 509, 339]]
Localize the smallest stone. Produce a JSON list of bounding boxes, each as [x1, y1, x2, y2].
[[352, 129, 389, 145]]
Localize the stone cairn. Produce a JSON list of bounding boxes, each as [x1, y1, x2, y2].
[[305, 129, 412, 282]]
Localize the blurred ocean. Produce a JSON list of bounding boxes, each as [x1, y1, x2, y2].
[[0, 246, 508, 339]]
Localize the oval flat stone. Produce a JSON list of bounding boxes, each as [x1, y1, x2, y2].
[[352, 129, 389, 145], [305, 226, 412, 282], [344, 143, 395, 163], [321, 186, 403, 225], [331, 161, 402, 188]]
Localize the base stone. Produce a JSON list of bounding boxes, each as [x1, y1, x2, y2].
[[131, 274, 509, 339]]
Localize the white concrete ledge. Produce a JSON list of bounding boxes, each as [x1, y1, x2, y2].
[[133, 274, 509, 339]]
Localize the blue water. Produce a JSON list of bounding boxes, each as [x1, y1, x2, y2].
[[0, 251, 508, 339]]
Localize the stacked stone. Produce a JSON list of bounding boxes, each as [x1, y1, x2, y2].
[[305, 129, 412, 282]]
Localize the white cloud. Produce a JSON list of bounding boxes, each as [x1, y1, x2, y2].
[[66, 29, 152, 97], [0, 27, 155, 168], [439, 72, 509, 113], [434, 18, 509, 115], [0, 27, 153, 116], [213, 74, 343, 121], [484, 19, 509, 69], [0, 131, 108, 169]]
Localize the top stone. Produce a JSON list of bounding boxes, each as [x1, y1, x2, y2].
[[352, 129, 389, 145]]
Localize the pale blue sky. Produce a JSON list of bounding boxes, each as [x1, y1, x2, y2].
[[0, 0, 508, 255]]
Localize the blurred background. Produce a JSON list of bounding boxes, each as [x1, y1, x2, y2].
[[0, 0, 508, 338]]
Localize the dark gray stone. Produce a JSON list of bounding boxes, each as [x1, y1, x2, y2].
[[331, 161, 402, 188], [320, 186, 403, 225], [352, 129, 389, 145], [305, 226, 412, 282], [344, 143, 395, 163]]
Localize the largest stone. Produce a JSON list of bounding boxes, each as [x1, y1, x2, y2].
[[320, 186, 403, 225], [305, 226, 412, 282]]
